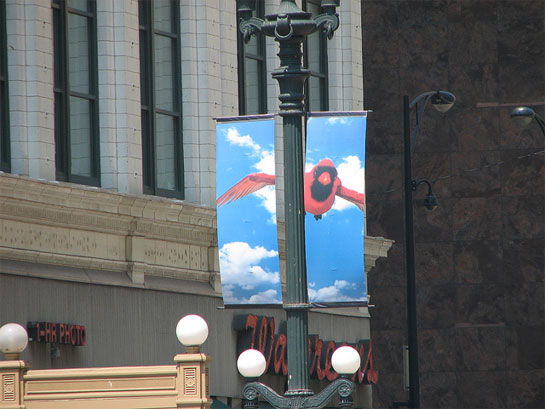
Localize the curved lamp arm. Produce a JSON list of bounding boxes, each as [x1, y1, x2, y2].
[[411, 179, 438, 211], [239, 16, 264, 43], [408, 90, 456, 152], [411, 179, 432, 193], [536, 115, 545, 134], [315, 11, 339, 40], [408, 91, 437, 109], [409, 94, 433, 153], [242, 378, 355, 409], [532, 112, 545, 137]]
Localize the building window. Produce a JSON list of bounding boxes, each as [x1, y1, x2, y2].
[[139, 0, 183, 198], [237, 1, 267, 115], [303, 0, 328, 112], [0, 0, 9, 172], [53, 0, 100, 185]]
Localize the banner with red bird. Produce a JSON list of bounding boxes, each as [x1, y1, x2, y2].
[[304, 113, 367, 306], [216, 113, 367, 307], [216, 116, 282, 306]]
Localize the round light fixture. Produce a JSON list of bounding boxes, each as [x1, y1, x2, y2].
[[510, 106, 536, 128], [331, 345, 361, 375], [0, 323, 28, 359], [237, 349, 267, 378], [176, 314, 209, 348], [430, 91, 456, 113]]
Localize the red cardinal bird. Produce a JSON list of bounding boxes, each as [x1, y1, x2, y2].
[[217, 158, 364, 220]]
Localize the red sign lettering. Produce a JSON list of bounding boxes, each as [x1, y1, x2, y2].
[[27, 322, 86, 347], [234, 314, 378, 385]]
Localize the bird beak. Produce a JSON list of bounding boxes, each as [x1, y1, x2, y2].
[[318, 173, 331, 185]]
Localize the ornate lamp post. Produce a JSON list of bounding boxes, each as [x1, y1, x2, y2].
[[398, 91, 455, 409], [236, 1, 357, 408], [237, 346, 360, 409]]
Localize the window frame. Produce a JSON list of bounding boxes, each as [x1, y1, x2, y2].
[[52, 0, 100, 186], [237, 0, 268, 115], [303, 0, 329, 112], [139, 0, 184, 199], [0, 0, 10, 172]]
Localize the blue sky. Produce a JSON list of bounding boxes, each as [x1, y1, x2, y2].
[[216, 118, 282, 305], [305, 115, 367, 304]]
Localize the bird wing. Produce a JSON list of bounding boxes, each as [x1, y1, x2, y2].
[[217, 173, 275, 207], [337, 186, 365, 211]]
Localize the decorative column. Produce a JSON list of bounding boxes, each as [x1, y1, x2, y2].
[[0, 360, 27, 409], [175, 353, 212, 409]]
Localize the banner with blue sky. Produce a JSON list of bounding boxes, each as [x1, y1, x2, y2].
[[304, 113, 367, 306], [216, 116, 282, 306]]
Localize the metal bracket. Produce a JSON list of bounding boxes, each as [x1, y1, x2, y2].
[[411, 179, 432, 193], [240, 16, 264, 43], [274, 14, 294, 40], [243, 378, 355, 409], [282, 303, 312, 310], [314, 12, 339, 40]]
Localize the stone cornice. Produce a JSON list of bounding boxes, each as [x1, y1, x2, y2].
[[364, 235, 395, 270], [0, 173, 216, 244], [0, 173, 219, 289]]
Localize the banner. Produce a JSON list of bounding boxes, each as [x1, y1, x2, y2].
[[304, 113, 367, 306], [216, 116, 282, 306]]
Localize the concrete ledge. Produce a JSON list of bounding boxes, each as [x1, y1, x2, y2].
[[0, 173, 219, 290]]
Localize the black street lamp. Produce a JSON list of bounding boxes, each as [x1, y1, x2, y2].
[[510, 106, 545, 137], [396, 91, 455, 409], [235, 1, 360, 409]]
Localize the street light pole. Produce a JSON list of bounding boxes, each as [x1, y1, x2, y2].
[[237, 1, 356, 408], [398, 91, 455, 409], [262, 1, 316, 397], [403, 95, 420, 409]]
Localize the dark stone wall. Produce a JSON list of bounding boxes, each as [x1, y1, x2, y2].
[[362, 1, 544, 408]]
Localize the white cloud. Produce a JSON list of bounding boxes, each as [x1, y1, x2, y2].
[[248, 289, 281, 304], [219, 241, 281, 304], [219, 242, 280, 290], [332, 155, 365, 211], [326, 117, 351, 126], [222, 288, 281, 305], [254, 186, 277, 222], [254, 149, 274, 174], [226, 127, 261, 152], [253, 149, 277, 222], [308, 280, 361, 302]]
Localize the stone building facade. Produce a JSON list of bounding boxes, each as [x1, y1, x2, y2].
[[0, 1, 389, 408], [362, 1, 544, 408]]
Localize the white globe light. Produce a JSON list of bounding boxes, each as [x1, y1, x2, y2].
[[237, 349, 267, 378], [331, 346, 361, 375], [176, 315, 209, 346], [0, 323, 28, 354]]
